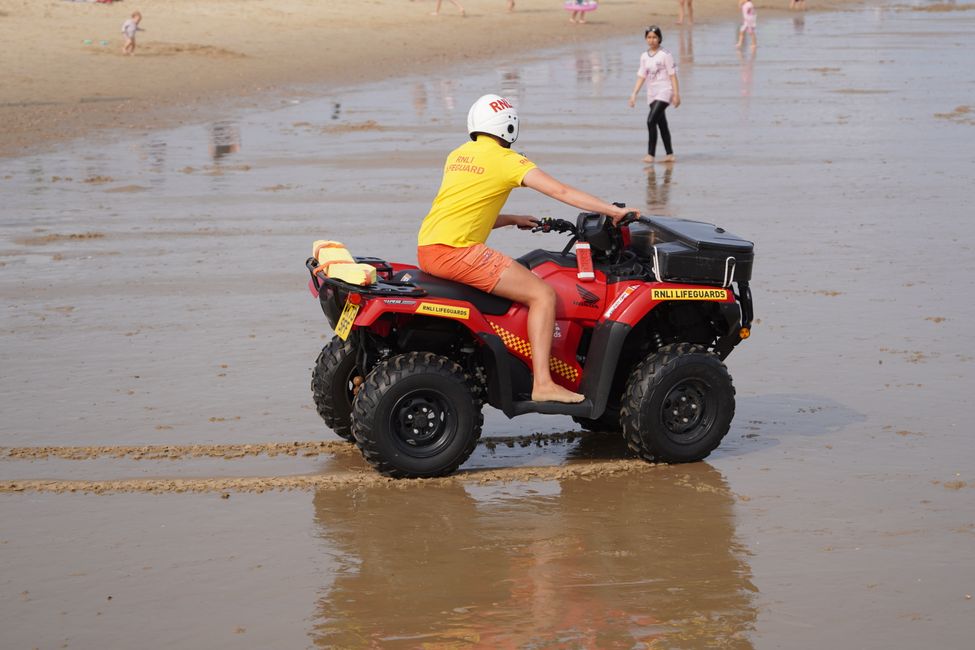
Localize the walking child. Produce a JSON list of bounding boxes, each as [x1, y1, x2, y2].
[[737, 0, 758, 50], [121, 11, 144, 56], [628, 26, 681, 163]]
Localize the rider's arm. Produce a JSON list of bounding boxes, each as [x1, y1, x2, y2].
[[495, 214, 538, 229], [521, 168, 638, 224]]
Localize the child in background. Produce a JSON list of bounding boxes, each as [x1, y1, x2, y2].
[[628, 26, 681, 163], [568, 0, 596, 24], [121, 11, 143, 55], [736, 0, 757, 50]]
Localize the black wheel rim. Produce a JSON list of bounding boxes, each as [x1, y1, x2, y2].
[[388, 389, 456, 457], [340, 365, 357, 409], [659, 378, 715, 445]]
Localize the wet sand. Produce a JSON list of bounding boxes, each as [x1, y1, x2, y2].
[[3, 1, 975, 648], [1, 0, 762, 158]]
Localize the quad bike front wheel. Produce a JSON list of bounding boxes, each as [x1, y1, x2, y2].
[[351, 352, 483, 478], [311, 336, 361, 442], [621, 343, 735, 463]]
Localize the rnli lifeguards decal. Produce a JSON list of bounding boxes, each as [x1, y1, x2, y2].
[[416, 303, 470, 319], [652, 288, 728, 301]]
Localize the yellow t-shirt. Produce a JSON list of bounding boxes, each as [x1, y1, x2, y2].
[[417, 136, 537, 248]]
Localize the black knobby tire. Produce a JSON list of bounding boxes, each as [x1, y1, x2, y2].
[[351, 352, 483, 478], [621, 343, 735, 463], [310, 336, 360, 442]]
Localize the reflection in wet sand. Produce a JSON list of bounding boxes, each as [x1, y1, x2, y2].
[[646, 164, 674, 214], [679, 27, 695, 65], [311, 463, 755, 648], [209, 120, 241, 159], [738, 48, 756, 106]]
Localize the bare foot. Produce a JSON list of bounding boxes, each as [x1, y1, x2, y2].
[[642, 154, 655, 163], [430, 12, 440, 16], [579, 18, 586, 24], [532, 384, 585, 404], [663, 154, 676, 163]]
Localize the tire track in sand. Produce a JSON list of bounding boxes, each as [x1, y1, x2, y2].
[[1, 433, 648, 493], [1, 461, 655, 494]]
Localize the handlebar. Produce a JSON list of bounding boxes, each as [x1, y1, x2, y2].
[[531, 217, 577, 234], [616, 211, 640, 227], [531, 212, 640, 236]]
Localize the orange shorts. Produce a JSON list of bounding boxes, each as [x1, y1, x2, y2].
[[417, 243, 514, 293]]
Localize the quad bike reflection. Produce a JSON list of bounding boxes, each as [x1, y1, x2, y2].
[[310, 462, 757, 648]]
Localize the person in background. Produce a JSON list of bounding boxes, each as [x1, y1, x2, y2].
[[121, 11, 144, 56], [737, 0, 758, 49], [430, 0, 466, 16], [677, 0, 693, 25], [628, 26, 680, 163], [417, 94, 638, 403]]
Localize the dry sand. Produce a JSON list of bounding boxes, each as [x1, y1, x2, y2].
[[0, 0, 845, 158]]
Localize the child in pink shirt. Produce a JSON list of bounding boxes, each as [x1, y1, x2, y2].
[[737, 0, 758, 50], [627, 26, 681, 163]]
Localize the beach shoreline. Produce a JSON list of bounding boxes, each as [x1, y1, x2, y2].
[[0, 0, 849, 159]]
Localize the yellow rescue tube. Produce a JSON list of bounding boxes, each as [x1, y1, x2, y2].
[[311, 240, 376, 286]]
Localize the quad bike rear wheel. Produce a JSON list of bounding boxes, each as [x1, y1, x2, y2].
[[621, 343, 735, 463], [351, 352, 483, 478], [311, 336, 361, 442]]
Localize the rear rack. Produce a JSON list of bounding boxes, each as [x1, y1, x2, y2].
[[306, 258, 427, 297]]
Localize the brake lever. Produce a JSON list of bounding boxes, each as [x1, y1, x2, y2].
[[530, 217, 554, 233]]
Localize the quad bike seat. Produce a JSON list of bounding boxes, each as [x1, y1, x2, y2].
[[393, 270, 513, 316]]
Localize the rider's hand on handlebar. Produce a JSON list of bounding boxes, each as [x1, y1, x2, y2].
[[512, 215, 541, 230], [610, 208, 641, 226]]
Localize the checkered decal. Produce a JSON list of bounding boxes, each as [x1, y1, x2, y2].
[[490, 323, 580, 382]]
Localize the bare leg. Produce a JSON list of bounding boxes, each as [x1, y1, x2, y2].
[[492, 262, 584, 403]]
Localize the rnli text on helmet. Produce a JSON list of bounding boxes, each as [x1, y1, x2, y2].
[[489, 99, 513, 112]]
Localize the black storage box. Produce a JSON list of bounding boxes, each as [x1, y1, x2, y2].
[[630, 217, 754, 286]]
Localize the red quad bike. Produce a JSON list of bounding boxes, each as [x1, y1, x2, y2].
[[306, 211, 754, 478]]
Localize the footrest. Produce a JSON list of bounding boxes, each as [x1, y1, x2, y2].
[[509, 399, 594, 418]]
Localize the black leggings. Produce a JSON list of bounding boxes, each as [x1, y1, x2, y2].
[[646, 100, 673, 157]]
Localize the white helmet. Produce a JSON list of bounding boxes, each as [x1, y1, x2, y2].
[[467, 94, 519, 144]]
